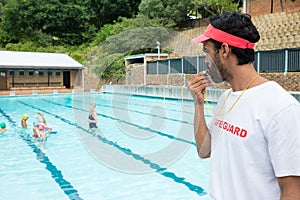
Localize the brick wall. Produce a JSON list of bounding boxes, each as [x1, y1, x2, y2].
[[248, 0, 300, 17], [72, 70, 83, 91], [84, 67, 126, 92], [260, 72, 300, 91], [127, 64, 144, 85], [173, 12, 300, 53]]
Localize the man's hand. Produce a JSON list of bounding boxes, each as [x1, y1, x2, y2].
[[188, 71, 210, 105]]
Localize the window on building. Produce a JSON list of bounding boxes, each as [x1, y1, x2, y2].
[[48, 70, 53, 76], [19, 70, 25, 76], [28, 70, 34, 76], [9, 70, 15, 76], [39, 70, 44, 76], [56, 70, 61, 76]]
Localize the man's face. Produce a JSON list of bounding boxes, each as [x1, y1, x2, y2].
[[203, 41, 226, 84]]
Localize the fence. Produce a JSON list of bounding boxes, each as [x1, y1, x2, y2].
[[100, 85, 224, 102], [147, 48, 300, 74], [100, 85, 300, 103]]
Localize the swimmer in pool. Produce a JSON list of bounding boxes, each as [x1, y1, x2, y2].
[[87, 102, 98, 133], [21, 114, 29, 128], [32, 112, 52, 140], [0, 122, 7, 132]]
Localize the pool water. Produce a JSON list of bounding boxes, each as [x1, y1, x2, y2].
[[0, 93, 213, 200]]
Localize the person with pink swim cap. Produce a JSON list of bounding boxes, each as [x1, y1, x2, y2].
[[32, 112, 52, 140]]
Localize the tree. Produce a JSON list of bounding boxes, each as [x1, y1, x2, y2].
[[86, 15, 170, 81], [0, 0, 95, 45], [138, 0, 165, 19], [91, 53, 125, 81], [102, 27, 170, 54], [192, 0, 242, 17], [138, 0, 193, 27], [89, 0, 141, 29], [0, 0, 9, 16]]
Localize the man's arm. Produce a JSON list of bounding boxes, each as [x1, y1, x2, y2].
[[188, 72, 211, 158], [194, 103, 211, 158], [277, 176, 300, 200]]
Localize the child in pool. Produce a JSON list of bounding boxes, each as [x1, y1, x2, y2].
[[21, 114, 29, 128], [87, 102, 98, 133], [32, 112, 52, 140], [0, 122, 6, 132]]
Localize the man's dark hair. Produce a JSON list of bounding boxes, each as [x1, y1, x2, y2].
[[209, 12, 260, 65]]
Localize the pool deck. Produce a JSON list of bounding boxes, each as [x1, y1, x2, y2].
[[0, 88, 73, 96]]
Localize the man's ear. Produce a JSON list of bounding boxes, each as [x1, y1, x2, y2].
[[220, 43, 231, 58]]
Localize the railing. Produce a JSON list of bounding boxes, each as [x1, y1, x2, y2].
[[100, 85, 300, 103], [100, 85, 225, 102], [9, 82, 62, 87], [147, 47, 300, 74]]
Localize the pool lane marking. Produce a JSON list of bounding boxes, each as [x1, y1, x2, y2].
[[74, 93, 213, 119], [42, 99, 196, 146], [17, 100, 207, 196], [71, 98, 193, 125], [91, 93, 196, 115], [0, 108, 83, 200]]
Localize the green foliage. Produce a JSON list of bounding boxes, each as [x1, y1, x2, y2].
[[103, 27, 170, 54], [0, 28, 11, 46], [89, 0, 141, 29], [90, 52, 125, 80], [4, 40, 68, 53], [0, 0, 96, 45], [139, 0, 193, 27], [192, 0, 241, 17], [69, 47, 92, 64], [92, 15, 167, 45], [87, 15, 172, 80], [138, 0, 165, 19], [163, 0, 195, 26]]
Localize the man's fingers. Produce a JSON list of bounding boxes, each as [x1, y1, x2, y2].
[[188, 78, 210, 91]]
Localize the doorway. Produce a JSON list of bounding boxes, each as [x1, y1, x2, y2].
[[63, 71, 71, 89], [0, 71, 7, 90]]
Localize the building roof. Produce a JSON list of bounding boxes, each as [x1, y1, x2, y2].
[[124, 53, 168, 60], [0, 51, 84, 69]]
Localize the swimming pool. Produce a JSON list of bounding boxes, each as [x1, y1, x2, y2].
[[0, 93, 213, 200]]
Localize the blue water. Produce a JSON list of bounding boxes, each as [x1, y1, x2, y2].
[[0, 93, 213, 200]]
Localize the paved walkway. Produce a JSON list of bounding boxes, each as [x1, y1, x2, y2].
[[0, 89, 73, 96]]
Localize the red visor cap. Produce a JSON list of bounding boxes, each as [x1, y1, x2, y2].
[[193, 24, 255, 49]]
